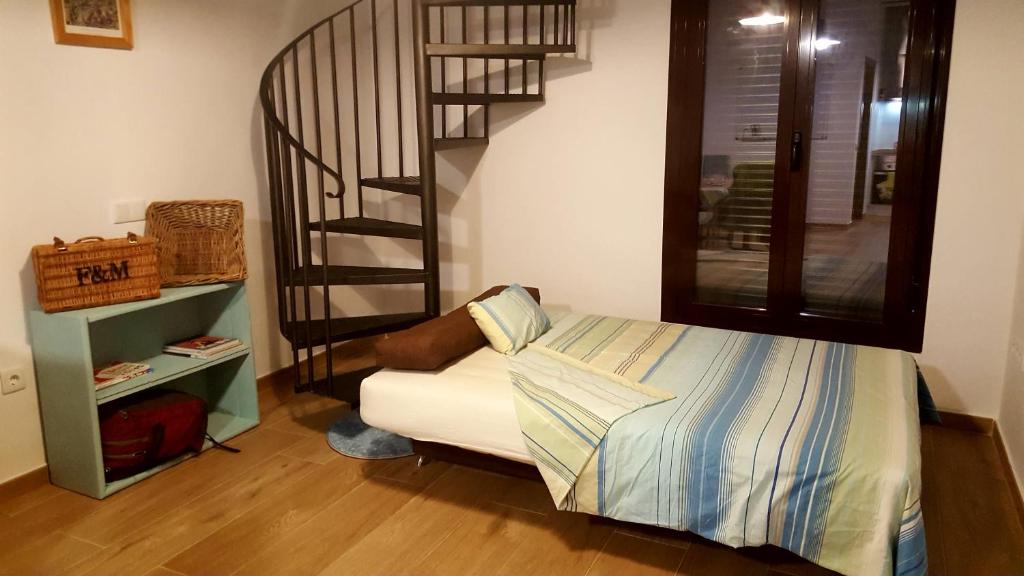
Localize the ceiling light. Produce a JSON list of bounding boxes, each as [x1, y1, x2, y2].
[[739, 12, 786, 26], [814, 37, 841, 50]]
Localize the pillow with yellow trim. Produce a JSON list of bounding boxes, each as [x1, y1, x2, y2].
[[467, 284, 551, 354]]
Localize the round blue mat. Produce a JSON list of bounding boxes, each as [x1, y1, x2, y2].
[[327, 411, 413, 460]]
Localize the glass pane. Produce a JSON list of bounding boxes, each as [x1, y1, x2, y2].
[[696, 0, 788, 309], [801, 0, 908, 320]]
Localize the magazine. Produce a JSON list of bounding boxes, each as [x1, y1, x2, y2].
[[163, 336, 243, 359], [94, 361, 153, 390]]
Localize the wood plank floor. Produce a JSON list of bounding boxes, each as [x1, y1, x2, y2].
[[2, 390, 1022, 576]]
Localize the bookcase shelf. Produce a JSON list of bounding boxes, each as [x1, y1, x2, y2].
[[102, 410, 258, 496], [95, 347, 251, 404], [30, 283, 260, 499]]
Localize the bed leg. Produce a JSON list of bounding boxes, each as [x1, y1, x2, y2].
[[417, 455, 432, 467]]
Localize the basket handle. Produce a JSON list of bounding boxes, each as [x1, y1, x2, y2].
[[54, 232, 139, 252]]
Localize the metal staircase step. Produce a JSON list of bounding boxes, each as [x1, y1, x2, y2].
[[313, 217, 423, 240], [289, 265, 429, 286], [434, 137, 489, 150], [425, 43, 575, 58], [432, 93, 544, 105], [361, 176, 422, 195], [286, 312, 429, 347]]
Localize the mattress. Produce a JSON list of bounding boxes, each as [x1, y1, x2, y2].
[[361, 346, 533, 463]]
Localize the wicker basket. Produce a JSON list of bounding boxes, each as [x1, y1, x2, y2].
[[145, 200, 247, 286], [32, 233, 160, 313]]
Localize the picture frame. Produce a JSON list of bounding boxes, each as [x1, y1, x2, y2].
[[49, 0, 133, 50]]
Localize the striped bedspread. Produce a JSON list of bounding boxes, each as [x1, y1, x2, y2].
[[509, 314, 926, 576]]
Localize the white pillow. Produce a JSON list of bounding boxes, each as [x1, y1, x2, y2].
[[467, 284, 551, 354]]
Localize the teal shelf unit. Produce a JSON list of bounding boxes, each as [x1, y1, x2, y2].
[[29, 283, 259, 499]]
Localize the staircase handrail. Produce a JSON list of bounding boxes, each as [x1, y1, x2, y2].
[[258, 0, 370, 191]]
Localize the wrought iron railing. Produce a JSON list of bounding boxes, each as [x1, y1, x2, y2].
[[261, 0, 421, 391], [260, 0, 576, 392]]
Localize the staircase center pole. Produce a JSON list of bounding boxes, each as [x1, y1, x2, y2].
[[413, 0, 440, 318]]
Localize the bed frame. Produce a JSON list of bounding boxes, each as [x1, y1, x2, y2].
[[411, 441, 843, 572], [411, 440, 542, 481]]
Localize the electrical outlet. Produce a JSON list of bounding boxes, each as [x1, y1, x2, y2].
[[1, 367, 26, 395], [112, 199, 147, 224], [1011, 339, 1024, 373]]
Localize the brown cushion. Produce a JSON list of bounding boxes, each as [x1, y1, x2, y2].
[[375, 285, 541, 370]]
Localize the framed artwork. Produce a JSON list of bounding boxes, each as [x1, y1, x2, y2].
[[49, 0, 133, 50]]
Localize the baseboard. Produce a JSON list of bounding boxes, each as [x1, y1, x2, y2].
[[935, 410, 995, 435], [256, 364, 299, 419], [994, 422, 1024, 531], [257, 364, 297, 393], [0, 465, 49, 500]]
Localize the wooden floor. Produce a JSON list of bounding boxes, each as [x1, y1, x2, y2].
[[2, 387, 1022, 576]]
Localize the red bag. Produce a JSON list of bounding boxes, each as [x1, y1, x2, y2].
[[99, 390, 207, 481]]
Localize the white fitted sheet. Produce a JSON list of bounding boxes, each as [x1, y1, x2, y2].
[[360, 346, 533, 463]]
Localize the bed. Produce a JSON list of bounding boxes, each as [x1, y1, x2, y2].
[[361, 345, 531, 464], [361, 309, 927, 576]]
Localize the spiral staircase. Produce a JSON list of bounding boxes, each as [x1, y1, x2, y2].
[[260, 0, 577, 393]]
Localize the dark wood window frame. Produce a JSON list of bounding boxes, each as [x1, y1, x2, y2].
[[661, 0, 956, 352]]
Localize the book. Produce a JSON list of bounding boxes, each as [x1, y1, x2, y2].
[[94, 361, 153, 390], [163, 335, 235, 352], [163, 335, 243, 359]]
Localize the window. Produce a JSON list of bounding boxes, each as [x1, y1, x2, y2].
[[661, 0, 955, 352]]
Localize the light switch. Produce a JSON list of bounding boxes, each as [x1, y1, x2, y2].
[[112, 199, 147, 224]]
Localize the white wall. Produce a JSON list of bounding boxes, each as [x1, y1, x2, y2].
[[916, 0, 1024, 420], [466, 0, 670, 319], [1001, 230, 1024, 496], [982, 0, 1024, 497], [0, 0, 339, 483], [463, 0, 1023, 426]]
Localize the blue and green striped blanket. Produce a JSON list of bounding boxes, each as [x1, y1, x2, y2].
[[509, 314, 926, 576]]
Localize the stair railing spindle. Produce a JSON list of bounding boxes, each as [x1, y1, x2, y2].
[[291, 46, 316, 392], [371, 0, 383, 178], [565, 3, 573, 47], [413, 0, 440, 317], [328, 17, 345, 216], [349, 10, 365, 217], [439, 7, 447, 138], [539, 5, 545, 96], [484, 5, 490, 138], [310, 28, 336, 393], [504, 5, 509, 94], [462, 6, 468, 137], [554, 2, 559, 45], [570, 2, 575, 46], [540, 4, 545, 44], [394, 0, 405, 177], [272, 62, 302, 382], [263, 98, 287, 345], [522, 5, 527, 94]]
